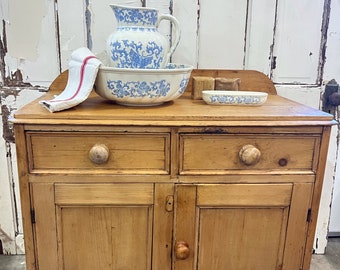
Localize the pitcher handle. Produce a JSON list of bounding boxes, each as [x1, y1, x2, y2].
[[157, 14, 181, 68]]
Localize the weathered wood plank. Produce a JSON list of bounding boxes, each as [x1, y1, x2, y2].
[[57, 0, 87, 71], [197, 0, 247, 69], [271, 0, 325, 84], [172, 0, 198, 66], [2, 0, 59, 87], [244, 0, 276, 75], [323, 0, 340, 82]]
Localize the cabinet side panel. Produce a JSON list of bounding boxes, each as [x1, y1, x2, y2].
[[283, 182, 313, 270], [13, 125, 35, 269], [303, 126, 333, 269], [31, 183, 58, 270]]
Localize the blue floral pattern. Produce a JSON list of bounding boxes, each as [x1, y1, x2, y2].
[[179, 78, 189, 94], [166, 63, 185, 69], [113, 6, 158, 26], [209, 95, 262, 104], [107, 79, 171, 98], [109, 40, 163, 69]]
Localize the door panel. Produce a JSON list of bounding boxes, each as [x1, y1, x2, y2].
[[283, 183, 313, 270], [59, 206, 152, 270], [31, 183, 58, 270], [174, 183, 312, 270], [198, 208, 288, 270], [55, 183, 153, 270], [54, 183, 154, 205], [197, 184, 292, 206], [31, 182, 173, 270]]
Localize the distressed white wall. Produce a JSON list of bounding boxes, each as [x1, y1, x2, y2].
[[329, 128, 340, 234], [323, 0, 340, 82], [0, 134, 21, 255], [0, 0, 339, 255], [2, 0, 60, 86], [323, 0, 340, 238], [272, 0, 325, 84], [0, 89, 45, 254], [318, 0, 340, 244]]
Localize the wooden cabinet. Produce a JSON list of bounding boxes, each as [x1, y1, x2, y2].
[[30, 182, 173, 270], [174, 183, 312, 270], [12, 71, 334, 269]]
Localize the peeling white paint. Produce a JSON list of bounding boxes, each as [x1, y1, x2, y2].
[[172, 0, 198, 66], [244, 0, 276, 75], [323, 0, 340, 82], [197, 0, 247, 69], [318, 0, 340, 244], [272, 0, 325, 84], [315, 125, 338, 253], [4, 0, 60, 87], [0, 0, 9, 23], [276, 85, 322, 109], [329, 136, 340, 234], [7, 0, 46, 61], [0, 136, 17, 254], [15, 88, 46, 109], [0, 88, 44, 254], [57, 0, 87, 71], [9, 141, 24, 254]]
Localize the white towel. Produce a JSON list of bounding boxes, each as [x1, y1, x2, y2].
[[39, 47, 102, 112]]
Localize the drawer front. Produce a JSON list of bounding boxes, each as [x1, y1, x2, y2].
[[179, 134, 319, 174], [27, 132, 170, 174]]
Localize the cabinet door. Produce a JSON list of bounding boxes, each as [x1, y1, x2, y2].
[[30, 183, 173, 270], [174, 183, 313, 270]]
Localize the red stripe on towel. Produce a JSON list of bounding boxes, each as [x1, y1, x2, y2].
[[50, 55, 97, 103]]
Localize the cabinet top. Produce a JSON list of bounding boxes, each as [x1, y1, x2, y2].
[[11, 69, 335, 127], [12, 91, 334, 127]]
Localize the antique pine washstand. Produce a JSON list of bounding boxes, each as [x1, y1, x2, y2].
[[11, 69, 334, 269]]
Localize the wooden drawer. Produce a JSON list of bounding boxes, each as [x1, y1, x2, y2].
[[27, 132, 170, 174], [179, 134, 319, 174]]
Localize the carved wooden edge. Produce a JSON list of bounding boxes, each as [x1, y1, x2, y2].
[[48, 70, 69, 93], [48, 69, 277, 95]]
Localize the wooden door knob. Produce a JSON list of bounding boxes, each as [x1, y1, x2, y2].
[[89, 144, 109, 164], [239, 144, 261, 165], [175, 241, 190, 260]]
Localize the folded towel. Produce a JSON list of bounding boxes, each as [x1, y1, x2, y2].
[[39, 47, 102, 112]]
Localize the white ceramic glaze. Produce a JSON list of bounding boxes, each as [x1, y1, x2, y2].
[[202, 90, 268, 106], [107, 4, 181, 69], [95, 63, 193, 106]]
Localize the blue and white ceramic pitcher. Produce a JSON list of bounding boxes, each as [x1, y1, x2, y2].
[[107, 5, 181, 69]]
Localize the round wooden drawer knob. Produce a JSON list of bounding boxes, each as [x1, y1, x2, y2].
[[175, 241, 190, 260], [239, 144, 261, 166], [89, 144, 109, 164]]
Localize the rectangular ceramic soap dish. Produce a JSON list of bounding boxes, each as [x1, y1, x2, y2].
[[202, 90, 268, 106]]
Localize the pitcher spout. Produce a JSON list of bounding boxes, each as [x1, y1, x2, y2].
[[110, 4, 158, 27]]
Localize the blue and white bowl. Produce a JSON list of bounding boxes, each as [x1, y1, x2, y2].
[[95, 63, 193, 106], [202, 90, 268, 106]]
